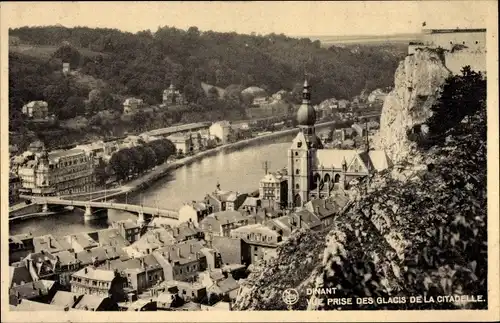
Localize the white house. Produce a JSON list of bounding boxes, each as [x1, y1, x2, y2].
[[209, 121, 232, 144], [178, 202, 212, 226]]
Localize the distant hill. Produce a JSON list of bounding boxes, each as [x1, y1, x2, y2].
[[9, 26, 407, 106], [306, 33, 421, 47]]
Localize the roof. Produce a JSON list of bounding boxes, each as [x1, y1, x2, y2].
[[156, 292, 175, 304], [368, 150, 393, 172], [169, 223, 199, 241], [132, 228, 176, 253], [50, 291, 83, 308], [265, 217, 293, 237], [241, 86, 266, 95], [13, 299, 65, 311], [232, 223, 278, 237], [200, 210, 248, 232], [260, 172, 286, 184], [176, 301, 202, 311], [73, 294, 107, 311], [23, 252, 57, 276], [48, 148, 86, 160], [126, 299, 154, 310], [9, 265, 33, 287], [239, 197, 260, 208], [87, 228, 130, 248], [211, 120, 231, 127], [53, 250, 79, 266], [73, 266, 115, 282], [305, 198, 348, 219], [24, 101, 48, 108], [113, 219, 140, 230], [33, 234, 64, 253], [209, 269, 225, 281], [145, 122, 211, 137], [315, 149, 359, 169], [123, 97, 143, 105], [10, 232, 34, 244], [66, 233, 99, 250], [215, 276, 239, 294], [154, 240, 206, 265], [10, 280, 55, 299]]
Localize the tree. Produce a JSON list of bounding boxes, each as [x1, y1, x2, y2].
[[61, 96, 86, 119], [424, 66, 486, 146], [206, 87, 220, 107], [94, 159, 109, 186], [109, 150, 129, 181], [53, 44, 81, 67]]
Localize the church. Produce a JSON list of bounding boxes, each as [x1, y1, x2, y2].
[[287, 80, 392, 208]]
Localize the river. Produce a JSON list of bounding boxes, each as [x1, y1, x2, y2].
[[9, 135, 296, 237]]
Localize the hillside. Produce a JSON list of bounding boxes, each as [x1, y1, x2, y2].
[[234, 63, 487, 310], [9, 26, 406, 107]]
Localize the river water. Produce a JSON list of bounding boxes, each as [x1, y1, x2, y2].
[[9, 135, 295, 237]]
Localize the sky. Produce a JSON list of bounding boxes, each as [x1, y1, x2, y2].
[[2, 1, 492, 37]]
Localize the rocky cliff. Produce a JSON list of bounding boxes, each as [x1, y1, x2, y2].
[[234, 52, 487, 311], [374, 49, 451, 163]]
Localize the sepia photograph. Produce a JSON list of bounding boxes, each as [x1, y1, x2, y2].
[[1, 1, 499, 322]]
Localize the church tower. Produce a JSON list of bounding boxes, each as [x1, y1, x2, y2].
[[287, 80, 323, 209]]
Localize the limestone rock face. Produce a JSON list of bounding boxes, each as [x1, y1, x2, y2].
[[374, 49, 451, 163]]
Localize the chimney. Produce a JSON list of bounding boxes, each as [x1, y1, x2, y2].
[[323, 199, 327, 209], [316, 206, 320, 216], [190, 244, 193, 254], [84, 267, 88, 274], [299, 215, 302, 229], [176, 248, 181, 258]]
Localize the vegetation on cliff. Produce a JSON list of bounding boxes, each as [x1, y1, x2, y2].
[[235, 70, 487, 311]]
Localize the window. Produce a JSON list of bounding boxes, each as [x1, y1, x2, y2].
[[297, 142, 302, 148], [295, 169, 300, 175], [294, 152, 298, 156], [295, 184, 299, 189]]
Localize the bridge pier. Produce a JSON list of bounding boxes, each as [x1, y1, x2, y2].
[[83, 204, 94, 221], [42, 203, 49, 213], [137, 208, 146, 226]]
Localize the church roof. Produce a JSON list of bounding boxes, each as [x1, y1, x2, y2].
[[368, 150, 393, 171], [315, 149, 391, 172], [315, 149, 358, 169]]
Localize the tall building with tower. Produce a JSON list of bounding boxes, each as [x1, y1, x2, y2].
[[287, 80, 392, 208]]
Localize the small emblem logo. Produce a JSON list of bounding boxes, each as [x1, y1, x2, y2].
[[282, 288, 299, 306]]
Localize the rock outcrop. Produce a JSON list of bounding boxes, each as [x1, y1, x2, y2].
[[234, 50, 487, 311], [374, 49, 451, 163]]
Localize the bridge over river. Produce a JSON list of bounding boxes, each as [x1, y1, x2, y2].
[[21, 195, 179, 222]]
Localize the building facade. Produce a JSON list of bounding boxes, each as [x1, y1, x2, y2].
[[123, 98, 144, 115], [209, 121, 232, 144], [70, 267, 124, 300], [408, 28, 486, 75], [22, 101, 49, 119], [18, 146, 96, 196], [163, 84, 187, 106], [259, 172, 288, 210]]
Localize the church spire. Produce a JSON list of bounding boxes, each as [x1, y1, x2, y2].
[[302, 78, 311, 105]]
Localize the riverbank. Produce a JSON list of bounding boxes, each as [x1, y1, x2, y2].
[[107, 120, 341, 200], [10, 120, 340, 220]]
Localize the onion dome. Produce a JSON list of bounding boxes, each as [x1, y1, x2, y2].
[[296, 79, 316, 126]]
